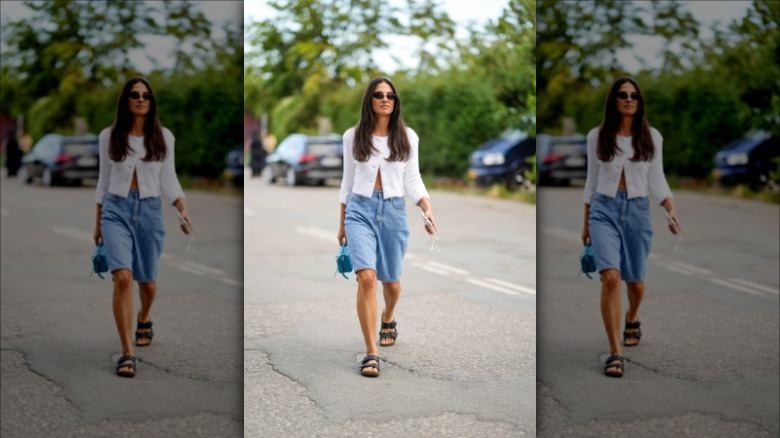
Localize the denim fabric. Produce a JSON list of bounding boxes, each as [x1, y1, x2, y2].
[[588, 189, 653, 282], [344, 189, 409, 282], [100, 189, 165, 282]]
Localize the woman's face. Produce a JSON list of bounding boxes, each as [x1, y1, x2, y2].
[[128, 81, 152, 118], [616, 81, 640, 118], [371, 81, 395, 117]]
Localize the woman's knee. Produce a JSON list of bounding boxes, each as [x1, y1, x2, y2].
[[600, 269, 621, 289], [626, 281, 645, 294], [138, 281, 157, 294], [382, 281, 401, 294], [112, 269, 133, 289]]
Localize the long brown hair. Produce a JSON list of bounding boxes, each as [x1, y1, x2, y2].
[[109, 77, 167, 162], [597, 77, 655, 162], [353, 76, 411, 162]]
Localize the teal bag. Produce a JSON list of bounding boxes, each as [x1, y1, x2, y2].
[[91, 240, 109, 280], [334, 243, 353, 279], [579, 242, 597, 279]]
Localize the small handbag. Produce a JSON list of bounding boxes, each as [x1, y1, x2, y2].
[[579, 242, 597, 279], [91, 240, 109, 280], [334, 243, 353, 279]]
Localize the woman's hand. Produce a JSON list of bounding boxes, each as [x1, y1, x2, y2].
[[174, 198, 193, 235], [178, 208, 193, 235], [581, 225, 590, 246], [337, 226, 346, 245], [662, 198, 681, 235], [93, 225, 102, 246], [422, 209, 437, 235], [666, 208, 682, 235]]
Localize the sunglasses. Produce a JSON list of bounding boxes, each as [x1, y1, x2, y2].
[[372, 92, 397, 101], [129, 92, 154, 100], [617, 92, 641, 100]]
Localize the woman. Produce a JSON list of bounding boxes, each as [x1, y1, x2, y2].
[[94, 77, 193, 378], [337, 77, 436, 377], [581, 77, 681, 378]]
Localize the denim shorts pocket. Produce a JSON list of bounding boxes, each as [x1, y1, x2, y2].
[[146, 197, 162, 210], [350, 193, 367, 203], [634, 197, 649, 210], [390, 197, 405, 210]]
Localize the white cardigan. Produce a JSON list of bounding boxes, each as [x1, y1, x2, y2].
[[95, 127, 185, 205], [583, 127, 673, 205], [339, 127, 429, 205]]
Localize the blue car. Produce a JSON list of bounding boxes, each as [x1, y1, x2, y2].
[[712, 134, 779, 190], [468, 130, 536, 190]]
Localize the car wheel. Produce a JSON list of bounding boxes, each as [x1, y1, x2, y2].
[[18, 166, 32, 184], [509, 168, 534, 192], [286, 167, 298, 187], [262, 166, 276, 184], [42, 167, 55, 186]]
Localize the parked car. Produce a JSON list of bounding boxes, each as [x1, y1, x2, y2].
[[223, 146, 244, 186], [537, 133, 587, 186], [468, 129, 536, 190], [712, 134, 779, 190], [18, 133, 99, 186], [264, 133, 343, 186]]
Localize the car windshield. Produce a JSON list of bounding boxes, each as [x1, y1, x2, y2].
[[307, 142, 340, 156], [62, 142, 96, 155]]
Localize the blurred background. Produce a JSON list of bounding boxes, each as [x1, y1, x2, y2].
[[244, 0, 537, 199], [1, 0, 243, 187], [535, 0, 779, 199]]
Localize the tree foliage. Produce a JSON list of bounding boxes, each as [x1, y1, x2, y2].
[[536, 0, 779, 178], [1, 0, 242, 177], [245, 0, 536, 178]]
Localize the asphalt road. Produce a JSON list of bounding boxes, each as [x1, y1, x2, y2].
[[244, 175, 537, 436], [0, 172, 243, 437], [536, 186, 780, 437]]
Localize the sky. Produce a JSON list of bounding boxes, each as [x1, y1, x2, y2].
[[0, 0, 242, 74]]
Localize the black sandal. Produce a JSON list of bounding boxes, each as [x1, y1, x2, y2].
[[135, 320, 154, 347], [623, 320, 642, 347], [604, 354, 624, 378], [116, 354, 136, 378], [379, 319, 398, 347], [360, 355, 380, 377]]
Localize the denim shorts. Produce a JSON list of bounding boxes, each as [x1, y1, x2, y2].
[[588, 190, 653, 282], [100, 190, 165, 282], [344, 190, 409, 282]]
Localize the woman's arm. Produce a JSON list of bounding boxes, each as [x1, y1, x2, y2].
[[94, 203, 102, 245], [337, 203, 347, 244], [417, 196, 436, 234], [160, 129, 186, 205], [581, 203, 590, 245]]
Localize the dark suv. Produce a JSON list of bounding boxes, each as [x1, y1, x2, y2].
[[468, 129, 536, 190], [264, 133, 343, 186], [712, 134, 779, 190], [19, 133, 99, 186]]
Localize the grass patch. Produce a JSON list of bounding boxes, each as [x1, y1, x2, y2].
[[668, 176, 780, 204], [178, 174, 243, 196], [421, 174, 536, 203]]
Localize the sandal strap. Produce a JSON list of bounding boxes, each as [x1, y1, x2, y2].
[[623, 330, 641, 339], [380, 320, 396, 329], [136, 331, 154, 340], [117, 355, 136, 367], [137, 320, 153, 329], [625, 320, 641, 329], [360, 355, 380, 370], [379, 331, 398, 340]]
